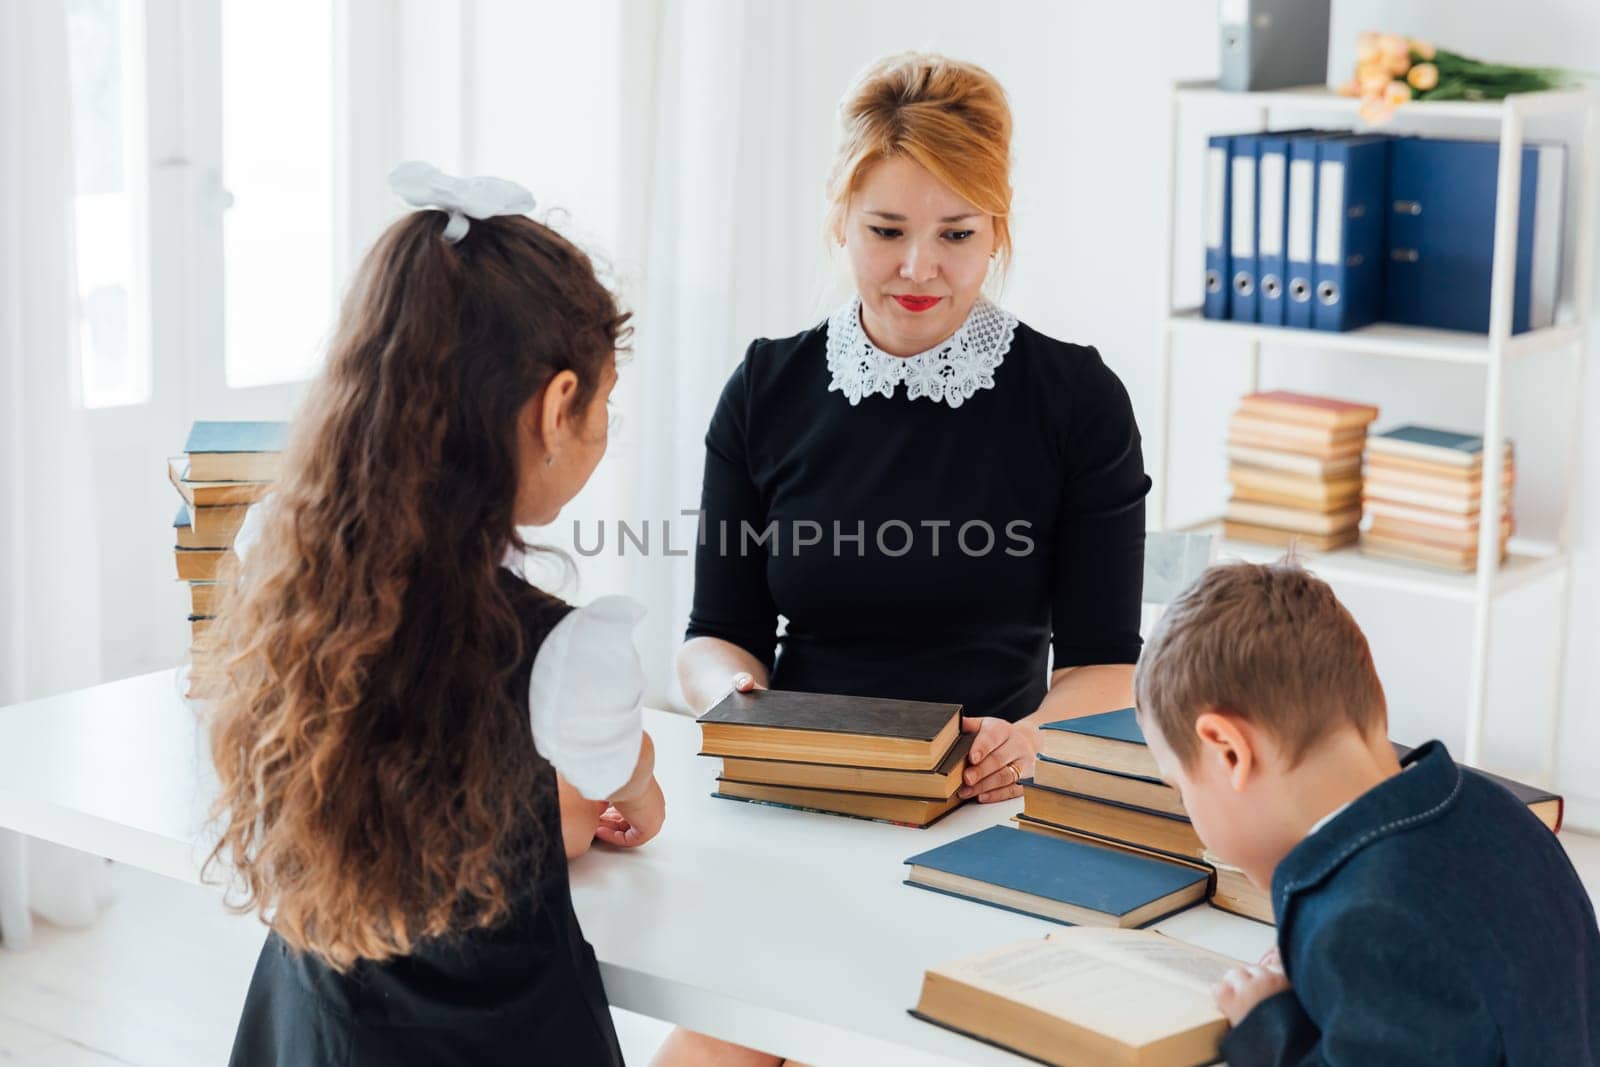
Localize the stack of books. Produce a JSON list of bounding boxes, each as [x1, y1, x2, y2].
[[1223, 391, 1380, 551], [168, 421, 286, 691], [698, 690, 970, 828], [1361, 425, 1515, 572], [1019, 708, 1205, 861]]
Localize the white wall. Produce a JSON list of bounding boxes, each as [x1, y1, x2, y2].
[[78, 0, 1600, 821]]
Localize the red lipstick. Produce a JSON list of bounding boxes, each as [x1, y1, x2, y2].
[[894, 295, 940, 312]]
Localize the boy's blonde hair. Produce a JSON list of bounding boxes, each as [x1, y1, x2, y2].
[[825, 52, 1013, 268], [1135, 560, 1386, 768]]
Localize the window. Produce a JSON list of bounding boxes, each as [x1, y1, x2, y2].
[[220, 0, 336, 388], [66, 0, 151, 408]]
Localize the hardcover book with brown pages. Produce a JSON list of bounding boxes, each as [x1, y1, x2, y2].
[[911, 929, 1239, 1067], [1021, 781, 1207, 860], [183, 421, 288, 482], [903, 826, 1208, 928], [168, 458, 274, 508], [1202, 851, 1275, 925], [698, 689, 961, 771], [715, 734, 974, 798], [1360, 425, 1515, 572], [1033, 757, 1185, 818], [712, 778, 963, 828], [1220, 520, 1358, 552], [174, 547, 229, 582], [1038, 708, 1159, 779], [1237, 390, 1381, 431]]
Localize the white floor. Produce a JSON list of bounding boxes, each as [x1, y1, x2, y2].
[[0, 862, 671, 1066]]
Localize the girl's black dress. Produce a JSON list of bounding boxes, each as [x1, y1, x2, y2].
[[228, 574, 626, 1066]]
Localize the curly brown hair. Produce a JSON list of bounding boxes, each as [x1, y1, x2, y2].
[[200, 209, 630, 971]]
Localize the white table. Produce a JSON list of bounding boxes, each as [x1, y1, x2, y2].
[[4, 671, 1594, 1065]]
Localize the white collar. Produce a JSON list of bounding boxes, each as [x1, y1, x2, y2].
[[824, 296, 1018, 409]]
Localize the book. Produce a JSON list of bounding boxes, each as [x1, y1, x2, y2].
[[1229, 481, 1362, 513], [1012, 815, 1211, 871], [903, 826, 1208, 928], [1364, 448, 1512, 480], [190, 616, 214, 642], [184, 503, 251, 542], [698, 689, 961, 771], [1392, 742, 1563, 832], [189, 581, 223, 616], [713, 778, 963, 827], [1022, 782, 1206, 860], [1359, 531, 1506, 571], [1365, 515, 1514, 553], [910, 929, 1238, 1067], [1227, 444, 1362, 479], [1224, 499, 1362, 536], [1038, 708, 1157, 779], [168, 458, 273, 508], [1363, 479, 1513, 515], [1228, 427, 1366, 460], [1366, 425, 1503, 467], [1222, 520, 1359, 552], [1236, 390, 1379, 431], [714, 733, 973, 799], [183, 420, 288, 482], [175, 547, 230, 582], [1034, 757, 1186, 818], [1362, 497, 1510, 531], [1362, 460, 1514, 496], [1203, 851, 1274, 925], [1228, 411, 1367, 449]]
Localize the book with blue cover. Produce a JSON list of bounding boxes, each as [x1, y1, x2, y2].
[[182, 421, 288, 482], [903, 825, 1208, 928], [1366, 425, 1497, 468], [1038, 707, 1158, 779]]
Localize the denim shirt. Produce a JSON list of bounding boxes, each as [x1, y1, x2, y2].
[[1221, 740, 1600, 1066]]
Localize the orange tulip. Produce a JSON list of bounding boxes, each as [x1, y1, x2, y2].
[[1410, 38, 1437, 61], [1356, 31, 1381, 64], [1337, 77, 1362, 98], [1384, 81, 1414, 105], [1407, 62, 1439, 91], [1359, 65, 1393, 97], [1359, 93, 1397, 125]]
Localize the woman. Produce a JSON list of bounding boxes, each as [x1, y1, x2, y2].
[[206, 174, 664, 1065], [663, 52, 1149, 1067]]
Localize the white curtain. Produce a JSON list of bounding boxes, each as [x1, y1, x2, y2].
[[0, 0, 112, 951], [621, 0, 838, 708]]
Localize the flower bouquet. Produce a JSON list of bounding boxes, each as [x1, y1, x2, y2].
[[1338, 32, 1587, 124]]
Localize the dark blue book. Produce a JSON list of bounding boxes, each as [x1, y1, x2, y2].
[[1367, 424, 1512, 469], [903, 825, 1207, 928], [1038, 708, 1158, 779]]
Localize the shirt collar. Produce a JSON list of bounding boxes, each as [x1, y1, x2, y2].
[[1272, 740, 1462, 920], [824, 296, 1018, 409]]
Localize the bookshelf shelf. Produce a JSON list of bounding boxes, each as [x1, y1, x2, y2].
[[1175, 521, 1568, 604], [1155, 81, 1599, 780], [1165, 308, 1584, 365]]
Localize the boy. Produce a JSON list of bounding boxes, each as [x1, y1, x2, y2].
[[1134, 560, 1600, 1065]]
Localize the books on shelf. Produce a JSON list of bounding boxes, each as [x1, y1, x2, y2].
[[1225, 391, 1379, 552], [911, 930, 1238, 1067], [903, 826, 1209, 929], [700, 689, 968, 826], [1361, 425, 1514, 572]]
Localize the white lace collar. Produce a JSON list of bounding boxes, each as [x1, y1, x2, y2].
[[824, 297, 1018, 409]]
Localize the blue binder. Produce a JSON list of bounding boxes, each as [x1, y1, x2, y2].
[[1228, 132, 1265, 321], [1284, 133, 1323, 328], [1203, 133, 1234, 320], [1254, 129, 1321, 326], [1312, 134, 1391, 331], [1384, 138, 1541, 334]]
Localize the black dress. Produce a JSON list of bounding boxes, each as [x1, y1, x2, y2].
[[228, 573, 626, 1067], [686, 305, 1149, 722]]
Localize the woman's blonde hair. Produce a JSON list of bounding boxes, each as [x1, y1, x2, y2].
[[825, 52, 1014, 268]]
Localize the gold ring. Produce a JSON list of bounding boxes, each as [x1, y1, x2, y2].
[[1009, 763, 1021, 785]]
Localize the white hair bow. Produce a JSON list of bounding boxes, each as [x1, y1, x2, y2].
[[387, 161, 537, 243]]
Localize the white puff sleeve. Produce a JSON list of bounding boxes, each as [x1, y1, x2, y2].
[[231, 498, 269, 567], [528, 595, 647, 801]]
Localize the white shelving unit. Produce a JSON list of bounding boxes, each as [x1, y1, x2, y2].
[[1155, 80, 1599, 778]]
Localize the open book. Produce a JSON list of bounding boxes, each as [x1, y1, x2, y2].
[[912, 928, 1239, 1067]]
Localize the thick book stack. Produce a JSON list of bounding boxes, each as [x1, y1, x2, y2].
[[168, 421, 285, 692], [1223, 391, 1379, 551], [1020, 708, 1206, 861], [1361, 425, 1514, 572], [698, 690, 970, 828]]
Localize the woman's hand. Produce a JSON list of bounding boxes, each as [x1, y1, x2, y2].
[[957, 716, 1040, 803]]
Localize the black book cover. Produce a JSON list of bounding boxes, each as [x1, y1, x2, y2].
[[699, 689, 961, 742]]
